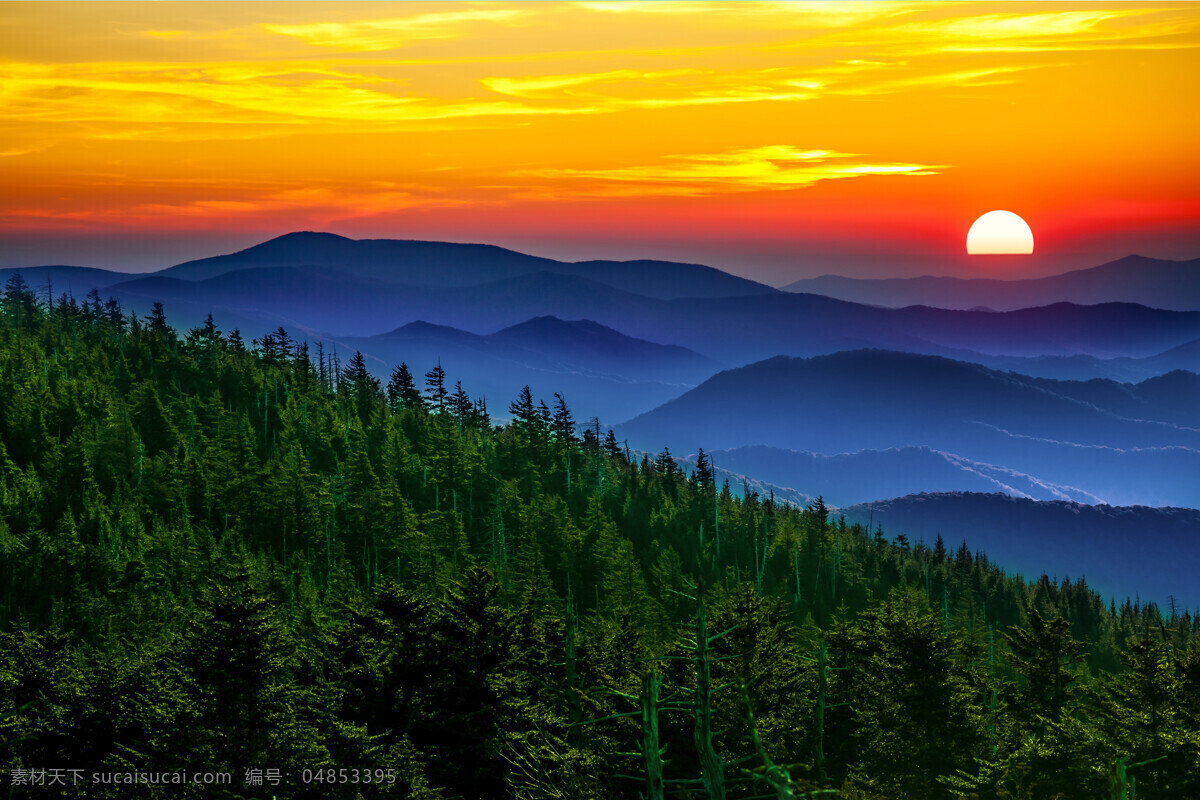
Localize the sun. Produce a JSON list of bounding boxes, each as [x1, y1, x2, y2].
[[966, 210, 1034, 255]]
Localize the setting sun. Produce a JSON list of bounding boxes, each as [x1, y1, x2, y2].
[[966, 210, 1035, 255]]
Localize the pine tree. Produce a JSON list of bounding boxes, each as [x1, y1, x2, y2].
[[85, 288, 103, 320], [694, 447, 714, 492], [227, 327, 246, 353], [1004, 607, 1087, 722], [604, 429, 622, 461], [425, 360, 448, 412], [387, 362, 424, 411], [3, 272, 36, 326], [147, 301, 170, 337], [552, 393, 575, 444], [827, 587, 981, 799], [343, 351, 382, 412], [271, 326, 293, 359], [104, 296, 125, 332], [508, 385, 538, 440], [449, 381, 472, 422], [653, 448, 677, 478]]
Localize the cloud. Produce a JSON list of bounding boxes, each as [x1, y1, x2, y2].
[[520, 145, 946, 196], [837, 64, 1047, 96], [0, 182, 475, 232], [1, 56, 837, 143], [478, 60, 1052, 111], [0, 141, 57, 157], [264, 9, 525, 52], [574, 1, 923, 27], [482, 69, 698, 98], [482, 65, 825, 112], [0, 59, 614, 141], [819, 8, 1200, 55]]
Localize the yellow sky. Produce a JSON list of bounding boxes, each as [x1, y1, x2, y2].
[[1, 1, 1197, 279]]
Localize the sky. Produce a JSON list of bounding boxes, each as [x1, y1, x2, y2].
[[1, 1, 1198, 283]]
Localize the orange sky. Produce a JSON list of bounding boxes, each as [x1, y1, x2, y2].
[[1, 1, 1198, 281]]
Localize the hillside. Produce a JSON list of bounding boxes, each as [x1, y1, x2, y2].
[[1, 287, 1198, 800]]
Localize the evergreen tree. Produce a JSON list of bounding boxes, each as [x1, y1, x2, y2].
[[1004, 607, 1087, 723], [933, 533, 947, 564], [653, 447, 677, 478], [3, 272, 38, 332], [508, 385, 538, 440], [552, 393, 576, 444], [147, 301, 170, 337], [694, 447, 714, 492], [227, 327, 246, 353], [387, 362, 423, 411], [604, 429, 622, 462], [827, 587, 982, 799], [449, 381, 473, 423], [104, 296, 125, 332], [342, 351, 378, 393], [425, 360, 448, 412]]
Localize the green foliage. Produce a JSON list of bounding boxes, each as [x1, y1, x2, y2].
[[0, 294, 1197, 798]]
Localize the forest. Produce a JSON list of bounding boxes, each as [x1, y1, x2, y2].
[[0, 272, 1198, 799]]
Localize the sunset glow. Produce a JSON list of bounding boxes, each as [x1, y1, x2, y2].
[[1, 1, 1198, 280]]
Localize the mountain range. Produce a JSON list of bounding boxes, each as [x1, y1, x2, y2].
[[783, 255, 1200, 312], [838, 492, 1200, 610], [934, 339, 1200, 383], [8, 234, 1200, 366], [617, 349, 1200, 508], [334, 316, 717, 423], [6, 231, 1198, 608], [161, 231, 778, 299], [7, 233, 1199, 505]]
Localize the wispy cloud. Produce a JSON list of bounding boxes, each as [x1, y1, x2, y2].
[[482, 65, 824, 111], [0, 182, 475, 232], [482, 69, 698, 99], [264, 9, 526, 52], [2, 0, 1196, 242], [6, 3, 1191, 145], [0, 59, 610, 140], [574, 1, 924, 27], [520, 145, 946, 196], [134, 185, 473, 219], [816, 8, 1200, 55]]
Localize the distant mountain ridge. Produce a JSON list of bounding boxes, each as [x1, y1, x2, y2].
[[617, 349, 1200, 507], [704, 445, 1103, 507], [783, 255, 1200, 312], [620, 349, 1200, 451], [838, 492, 1200, 609], [925, 340, 1200, 383], [100, 254, 1200, 363], [160, 231, 778, 300], [9, 235, 1200, 372], [0, 265, 133, 294], [489, 315, 715, 380], [334, 316, 718, 423]]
